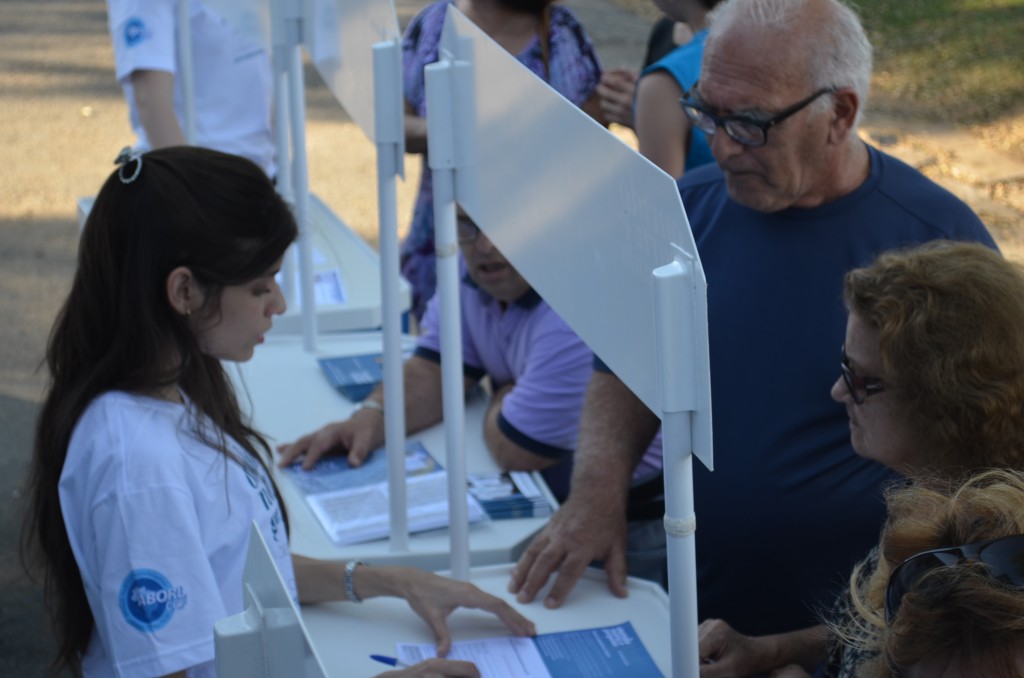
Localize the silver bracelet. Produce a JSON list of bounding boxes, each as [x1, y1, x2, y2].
[[344, 560, 364, 602], [352, 398, 384, 416]]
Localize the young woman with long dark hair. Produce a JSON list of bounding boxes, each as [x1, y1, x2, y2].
[[22, 146, 533, 678]]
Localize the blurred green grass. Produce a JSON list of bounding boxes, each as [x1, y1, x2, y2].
[[617, 0, 1024, 126], [858, 0, 1024, 123]]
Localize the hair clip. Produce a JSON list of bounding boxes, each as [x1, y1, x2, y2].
[[114, 146, 143, 184]]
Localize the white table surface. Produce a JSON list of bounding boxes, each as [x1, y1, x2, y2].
[[230, 331, 553, 569], [302, 563, 672, 677]]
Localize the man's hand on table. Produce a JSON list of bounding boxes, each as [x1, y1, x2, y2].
[[277, 408, 385, 470], [506, 492, 629, 608]]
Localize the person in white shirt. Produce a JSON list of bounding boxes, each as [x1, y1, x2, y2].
[[106, 0, 276, 176], [22, 146, 534, 678]]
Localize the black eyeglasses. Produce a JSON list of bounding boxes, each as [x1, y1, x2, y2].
[[680, 82, 837, 147], [457, 216, 480, 244], [840, 345, 884, 405], [885, 533, 1024, 627]]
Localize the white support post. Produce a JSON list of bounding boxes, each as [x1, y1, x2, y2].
[[373, 38, 409, 551], [276, 0, 317, 352], [271, 0, 295, 308], [176, 0, 197, 144], [653, 245, 702, 678], [424, 57, 470, 581]]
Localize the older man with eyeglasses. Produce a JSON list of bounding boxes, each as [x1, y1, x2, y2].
[[509, 0, 996, 646]]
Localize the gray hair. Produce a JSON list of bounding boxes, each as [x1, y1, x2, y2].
[[707, 0, 872, 128]]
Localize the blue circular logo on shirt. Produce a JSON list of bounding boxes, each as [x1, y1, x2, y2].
[[124, 17, 149, 47], [119, 569, 187, 632]]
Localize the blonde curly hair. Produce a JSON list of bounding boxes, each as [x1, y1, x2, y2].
[[834, 469, 1024, 676]]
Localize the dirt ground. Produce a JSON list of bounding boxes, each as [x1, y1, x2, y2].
[[1, 0, 1023, 673]]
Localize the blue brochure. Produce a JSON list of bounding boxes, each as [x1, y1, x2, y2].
[[316, 353, 387, 402], [396, 621, 663, 677]]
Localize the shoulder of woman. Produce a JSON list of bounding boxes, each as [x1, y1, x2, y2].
[[62, 392, 193, 513], [72, 392, 188, 469]]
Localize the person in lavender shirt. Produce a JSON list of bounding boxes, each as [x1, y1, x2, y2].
[[281, 211, 668, 586], [280, 212, 599, 502], [400, 0, 606, 322]]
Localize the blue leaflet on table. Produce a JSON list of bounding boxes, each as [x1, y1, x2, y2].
[[396, 621, 663, 677], [534, 622, 663, 677], [317, 350, 413, 402], [284, 440, 440, 496], [467, 472, 554, 520]]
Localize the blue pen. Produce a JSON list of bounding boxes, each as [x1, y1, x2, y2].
[[370, 654, 410, 668]]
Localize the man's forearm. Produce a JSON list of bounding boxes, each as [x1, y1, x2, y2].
[[368, 356, 446, 435], [507, 370, 656, 605], [569, 371, 660, 507], [771, 625, 828, 672]]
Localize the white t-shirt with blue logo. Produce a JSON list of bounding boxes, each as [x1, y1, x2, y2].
[[106, 0, 275, 176], [60, 391, 295, 678]]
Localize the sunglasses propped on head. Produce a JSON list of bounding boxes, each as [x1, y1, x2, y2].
[[885, 533, 1024, 627]]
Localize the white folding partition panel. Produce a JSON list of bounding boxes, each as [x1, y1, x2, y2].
[[433, 10, 711, 434], [427, 8, 713, 677]]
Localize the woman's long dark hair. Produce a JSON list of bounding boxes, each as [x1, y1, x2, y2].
[[20, 146, 297, 673]]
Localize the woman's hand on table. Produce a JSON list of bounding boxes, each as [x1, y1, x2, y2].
[[363, 566, 536, 656]]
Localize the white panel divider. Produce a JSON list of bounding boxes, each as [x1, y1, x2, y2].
[[428, 9, 715, 676]]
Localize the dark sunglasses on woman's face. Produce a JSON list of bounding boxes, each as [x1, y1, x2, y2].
[[885, 533, 1024, 627], [840, 345, 885, 405]]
